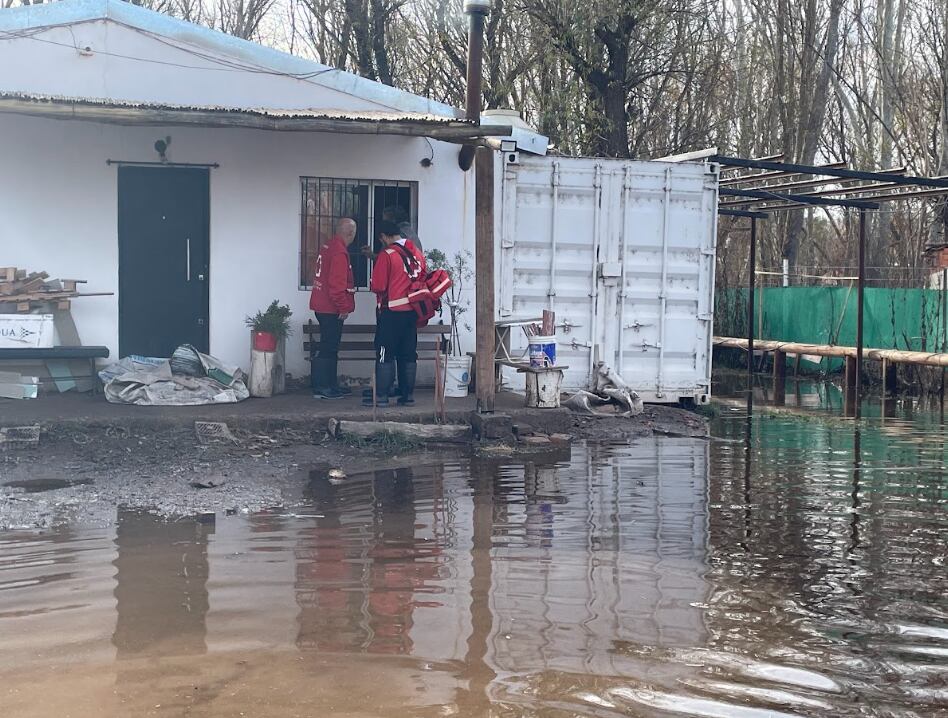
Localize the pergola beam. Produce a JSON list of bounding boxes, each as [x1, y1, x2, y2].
[[720, 187, 879, 210], [719, 209, 770, 219], [713, 155, 948, 189]]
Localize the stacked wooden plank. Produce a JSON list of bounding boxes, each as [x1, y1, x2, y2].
[[0, 267, 109, 312]]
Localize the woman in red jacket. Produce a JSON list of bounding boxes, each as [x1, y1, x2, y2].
[[309, 218, 357, 399], [366, 220, 426, 407]]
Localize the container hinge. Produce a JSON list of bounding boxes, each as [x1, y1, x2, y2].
[[501, 240, 515, 249], [698, 314, 713, 322], [701, 249, 715, 257]]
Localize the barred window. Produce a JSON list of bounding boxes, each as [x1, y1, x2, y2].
[[300, 178, 418, 289]]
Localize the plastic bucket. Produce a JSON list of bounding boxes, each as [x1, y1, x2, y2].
[[252, 330, 277, 352], [528, 335, 556, 368], [442, 355, 472, 398]]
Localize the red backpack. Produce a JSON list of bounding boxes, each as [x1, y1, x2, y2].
[[390, 245, 453, 327]]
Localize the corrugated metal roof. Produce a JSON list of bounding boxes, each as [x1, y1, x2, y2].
[[0, 91, 467, 125], [0, 91, 513, 141], [0, 0, 464, 119]]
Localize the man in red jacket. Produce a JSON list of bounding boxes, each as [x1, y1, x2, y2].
[[366, 220, 426, 407], [309, 217, 357, 399]]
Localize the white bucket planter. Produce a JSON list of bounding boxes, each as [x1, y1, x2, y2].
[[441, 355, 472, 398]]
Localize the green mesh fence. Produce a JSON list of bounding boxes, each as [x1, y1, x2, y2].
[[716, 287, 948, 372]]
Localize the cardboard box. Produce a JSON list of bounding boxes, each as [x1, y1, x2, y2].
[[0, 314, 54, 349]]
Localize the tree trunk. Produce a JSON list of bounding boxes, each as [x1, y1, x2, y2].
[[785, 0, 845, 270], [344, 0, 377, 80], [370, 0, 393, 85]]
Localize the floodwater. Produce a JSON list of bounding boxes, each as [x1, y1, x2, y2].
[[1, 411, 947, 717]]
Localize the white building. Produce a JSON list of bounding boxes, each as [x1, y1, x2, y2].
[[0, 0, 545, 380]]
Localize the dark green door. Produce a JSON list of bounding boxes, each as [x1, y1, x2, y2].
[[118, 166, 210, 358]]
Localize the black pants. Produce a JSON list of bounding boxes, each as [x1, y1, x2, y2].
[[312, 313, 343, 391], [376, 309, 417, 364]]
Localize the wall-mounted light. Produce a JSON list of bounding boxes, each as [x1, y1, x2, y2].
[[154, 136, 171, 162]]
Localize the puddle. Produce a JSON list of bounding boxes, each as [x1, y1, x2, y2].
[[3, 478, 94, 493], [0, 416, 946, 717]]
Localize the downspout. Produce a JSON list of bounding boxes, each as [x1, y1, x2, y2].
[[458, 0, 491, 171]]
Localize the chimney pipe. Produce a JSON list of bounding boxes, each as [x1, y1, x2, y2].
[[458, 0, 491, 171]]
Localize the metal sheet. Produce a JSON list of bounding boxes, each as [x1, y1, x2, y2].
[[497, 154, 718, 403]]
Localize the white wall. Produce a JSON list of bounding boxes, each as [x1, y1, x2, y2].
[[0, 112, 475, 378]]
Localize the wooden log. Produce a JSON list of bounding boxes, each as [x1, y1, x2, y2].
[[329, 418, 472, 443], [714, 336, 948, 368], [248, 349, 276, 398]]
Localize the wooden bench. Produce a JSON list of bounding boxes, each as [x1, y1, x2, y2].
[[0, 346, 110, 394], [303, 322, 453, 365]]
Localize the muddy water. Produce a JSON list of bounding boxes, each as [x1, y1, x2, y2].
[[1, 411, 947, 717]]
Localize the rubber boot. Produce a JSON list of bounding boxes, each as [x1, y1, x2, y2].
[[397, 361, 417, 406], [363, 363, 395, 407]]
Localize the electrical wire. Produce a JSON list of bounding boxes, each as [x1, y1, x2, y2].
[[0, 20, 339, 81]]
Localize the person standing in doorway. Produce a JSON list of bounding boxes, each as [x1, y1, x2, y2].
[[382, 205, 423, 253], [366, 220, 425, 407], [309, 217, 357, 399]]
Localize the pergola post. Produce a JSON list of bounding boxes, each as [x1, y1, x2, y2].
[[746, 217, 757, 406], [856, 209, 866, 419]]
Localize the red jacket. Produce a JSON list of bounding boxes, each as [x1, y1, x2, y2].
[[370, 240, 425, 312], [309, 236, 355, 315]]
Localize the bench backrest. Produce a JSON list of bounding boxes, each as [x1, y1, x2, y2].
[[303, 320, 452, 359]]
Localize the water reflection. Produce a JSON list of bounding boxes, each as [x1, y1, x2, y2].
[[0, 416, 946, 716], [112, 511, 212, 658]]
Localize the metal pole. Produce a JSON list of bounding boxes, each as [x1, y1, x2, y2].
[[747, 217, 757, 407], [856, 209, 866, 419], [457, 0, 490, 171]]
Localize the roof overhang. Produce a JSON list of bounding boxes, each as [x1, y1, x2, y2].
[[0, 92, 513, 143]]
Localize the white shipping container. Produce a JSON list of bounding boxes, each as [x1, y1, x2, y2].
[[496, 154, 718, 404], [0, 314, 55, 349]]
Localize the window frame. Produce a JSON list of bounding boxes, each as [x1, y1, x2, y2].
[[299, 177, 419, 291]]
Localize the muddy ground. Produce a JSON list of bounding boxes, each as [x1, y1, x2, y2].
[[0, 404, 708, 530]]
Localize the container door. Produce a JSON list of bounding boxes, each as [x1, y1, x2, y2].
[[498, 154, 717, 401], [118, 166, 210, 358]]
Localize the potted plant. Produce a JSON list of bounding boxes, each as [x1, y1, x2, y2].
[[426, 249, 474, 397], [246, 300, 293, 352]]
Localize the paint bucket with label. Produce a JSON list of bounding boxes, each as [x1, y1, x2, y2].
[[528, 335, 556, 368], [441, 355, 472, 398]]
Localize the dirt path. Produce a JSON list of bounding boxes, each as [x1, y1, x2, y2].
[[0, 401, 707, 530]]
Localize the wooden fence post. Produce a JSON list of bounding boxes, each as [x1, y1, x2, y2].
[[474, 146, 496, 412]]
